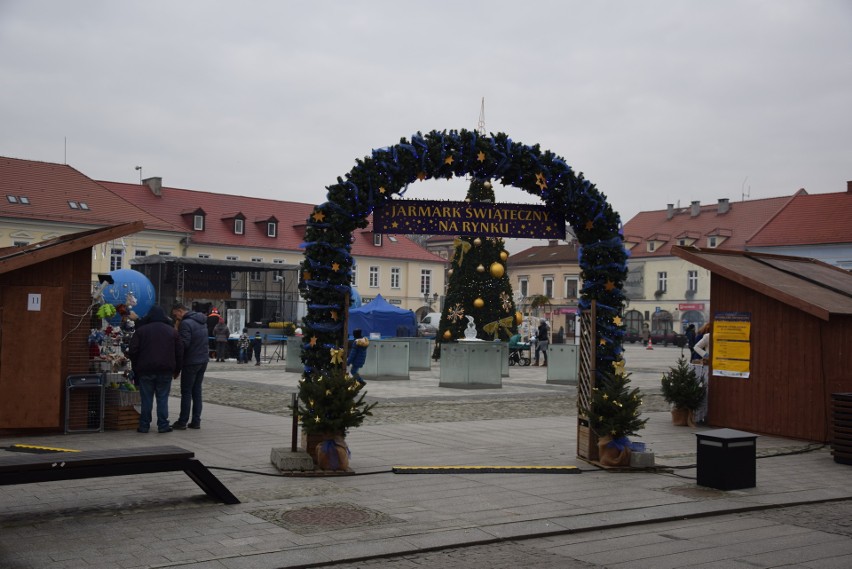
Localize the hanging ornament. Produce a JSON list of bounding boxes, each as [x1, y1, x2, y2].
[[443, 330, 452, 340], [453, 237, 471, 266], [448, 269, 454, 277], [473, 237, 482, 246], [473, 298, 485, 309], [515, 311, 523, 324], [499, 291, 511, 312], [483, 180, 492, 189], [500, 251, 509, 262], [448, 303, 465, 322], [489, 262, 504, 278], [476, 264, 485, 273]]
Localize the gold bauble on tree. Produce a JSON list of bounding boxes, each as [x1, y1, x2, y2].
[[473, 298, 485, 309], [447, 269, 453, 277], [515, 311, 523, 324], [443, 330, 452, 340], [473, 237, 482, 246], [489, 262, 505, 278], [476, 264, 485, 273], [500, 250, 509, 262]]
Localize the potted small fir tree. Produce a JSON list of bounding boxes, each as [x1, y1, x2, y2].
[[295, 364, 377, 470], [661, 356, 705, 426], [587, 362, 648, 466]]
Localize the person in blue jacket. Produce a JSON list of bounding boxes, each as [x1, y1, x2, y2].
[[347, 329, 369, 385]]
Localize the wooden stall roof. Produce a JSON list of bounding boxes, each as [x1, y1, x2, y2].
[[672, 246, 852, 321], [0, 222, 144, 275]]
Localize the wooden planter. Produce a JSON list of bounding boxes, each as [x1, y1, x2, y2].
[[104, 389, 141, 430]]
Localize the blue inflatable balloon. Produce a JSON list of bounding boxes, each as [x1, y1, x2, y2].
[[102, 269, 157, 320], [350, 286, 362, 309]]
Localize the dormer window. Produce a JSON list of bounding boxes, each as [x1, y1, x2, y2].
[[267, 221, 277, 237], [648, 241, 656, 252], [373, 233, 383, 246], [234, 218, 244, 235], [194, 214, 204, 231], [708, 236, 717, 248]]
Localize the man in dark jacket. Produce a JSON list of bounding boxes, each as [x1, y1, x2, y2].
[[128, 305, 183, 433], [171, 303, 210, 429]]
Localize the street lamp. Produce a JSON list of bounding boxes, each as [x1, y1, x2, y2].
[[424, 292, 438, 308]]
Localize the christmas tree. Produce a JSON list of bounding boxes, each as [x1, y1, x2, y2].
[[433, 178, 519, 358], [587, 362, 647, 440], [661, 356, 705, 411], [295, 364, 377, 435]]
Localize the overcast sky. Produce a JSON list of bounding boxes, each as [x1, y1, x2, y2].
[[2, 0, 851, 234]]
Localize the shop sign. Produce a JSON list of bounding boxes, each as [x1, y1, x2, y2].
[[373, 199, 565, 239], [679, 303, 705, 311]]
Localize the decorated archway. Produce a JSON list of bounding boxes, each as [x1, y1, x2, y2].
[[297, 129, 628, 434]]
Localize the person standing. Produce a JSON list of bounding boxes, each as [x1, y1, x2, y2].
[[238, 328, 251, 363], [128, 305, 183, 434], [252, 331, 263, 366], [347, 329, 369, 385], [213, 318, 231, 362], [535, 319, 550, 366], [171, 303, 209, 430]]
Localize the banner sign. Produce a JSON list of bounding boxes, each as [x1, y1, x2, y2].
[[711, 312, 752, 378], [373, 199, 565, 239]]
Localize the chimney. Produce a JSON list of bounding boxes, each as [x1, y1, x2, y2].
[[717, 198, 730, 214], [847, 180, 852, 194], [690, 200, 701, 217], [143, 177, 162, 196], [666, 204, 674, 220]]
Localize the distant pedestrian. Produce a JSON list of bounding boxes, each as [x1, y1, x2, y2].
[[238, 328, 251, 363], [348, 329, 369, 385], [213, 319, 230, 362], [128, 306, 183, 434], [171, 303, 209, 430], [252, 331, 263, 365], [535, 320, 550, 366]]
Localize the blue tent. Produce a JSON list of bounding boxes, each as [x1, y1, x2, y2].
[[347, 294, 417, 338]]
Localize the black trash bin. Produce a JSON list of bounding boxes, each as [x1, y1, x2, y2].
[[696, 428, 758, 490], [831, 393, 852, 465]]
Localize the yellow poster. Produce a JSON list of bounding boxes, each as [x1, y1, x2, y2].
[[711, 312, 751, 379]]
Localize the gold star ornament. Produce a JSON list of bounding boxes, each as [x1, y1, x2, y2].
[[613, 315, 623, 327], [535, 172, 548, 190], [477, 151, 486, 162], [312, 211, 326, 222], [444, 155, 454, 165], [309, 336, 318, 347]]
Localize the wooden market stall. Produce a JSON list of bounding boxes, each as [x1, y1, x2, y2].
[[673, 246, 852, 442], [0, 222, 143, 434]]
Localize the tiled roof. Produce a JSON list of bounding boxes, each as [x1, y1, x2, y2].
[[0, 157, 181, 232], [623, 194, 801, 258], [746, 190, 852, 246], [508, 241, 580, 267], [101, 181, 446, 263]]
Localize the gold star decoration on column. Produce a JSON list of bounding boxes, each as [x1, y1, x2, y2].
[[613, 315, 623, 327], [330, 310, 339, 321], [585, 220, 594, 230], [535, 172, 548, 190], [312, 211, 326, 222], [309, 336, 318, 347], [477, 151, 486, 162], [331, 262, 340, 272], [444, 155, 454, 165]]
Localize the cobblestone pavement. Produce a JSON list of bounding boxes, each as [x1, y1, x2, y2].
[[202, 376, 671, 424], [317, 501, 852, 568]]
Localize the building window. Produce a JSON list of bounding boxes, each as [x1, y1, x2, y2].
[[134, 249, 147, 258], [369, 266, 380, 288], [158, 251, 172, 256], [351, 265, 357, 285], [267, 222, 277, 237], [687, 270, 698, 292], [197, 253, 211, 259], [273, 258, 285, 264], [677, 238, 687, 246], [250, 271, 262, 282], [13, 240, 29, 247], [373, 234, 382, 246], [251, 257, 263, 263], [657, 271, 668, 293], [6, 195, 17, 203], [647, 241, 656, 252], [708, 236, 717, 248], [273, 269, 284, 281], [390, 267, 401, 289], [193, 214, 204, 231], [420, 269, 432, 295], [226, 255, 239, 261], [518, 278, 528, 298], [564, 277, 578, 299], [79, 202, 90, 210], [110, 248, 124, 271], [68, 200, 79, 209], [543, 277, 554, 298], [234, 219, 244, 235]]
